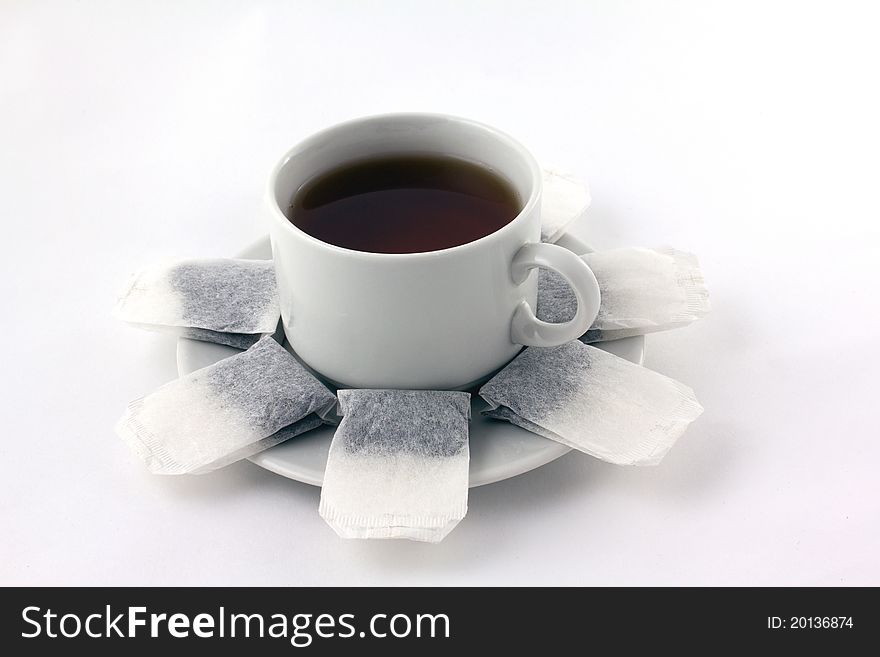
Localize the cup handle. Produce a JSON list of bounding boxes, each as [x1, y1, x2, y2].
[[510, 242, 601, 347]]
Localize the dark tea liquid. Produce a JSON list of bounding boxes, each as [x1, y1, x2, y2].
[[288, 155, 520, 254]]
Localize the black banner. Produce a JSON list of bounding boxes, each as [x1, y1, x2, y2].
[[0, 587, 873, 653]]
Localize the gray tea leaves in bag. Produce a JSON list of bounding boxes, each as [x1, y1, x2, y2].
[[319, 389, 470, 543], [536, 247, 709, 342], [175, 327, 264, 350], [479, 341, 703, 466], [116, 337, 336, 474], [113, 258, 279, 347]]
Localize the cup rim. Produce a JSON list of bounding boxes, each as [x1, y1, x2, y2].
[[265, 112, 542, 261]]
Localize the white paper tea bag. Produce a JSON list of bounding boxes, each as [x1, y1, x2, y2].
[[537, 246, 710, 342], [113, 258, 279, 347], [116, 337, 336, 474], [319, 389, 470, 543], [540, 168, 591, 243], [479, 341, 703, 465]]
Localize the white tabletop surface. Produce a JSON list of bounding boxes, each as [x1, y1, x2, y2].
[[2, 1, 878, 586]]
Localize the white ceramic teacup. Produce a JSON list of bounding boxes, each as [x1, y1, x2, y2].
[[266, 113, 600, 389]]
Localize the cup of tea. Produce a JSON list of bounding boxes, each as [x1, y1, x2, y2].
[[266, 113, 600, 389]]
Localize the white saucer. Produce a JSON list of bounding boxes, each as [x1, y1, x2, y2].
[[177, 234, 645, 487]]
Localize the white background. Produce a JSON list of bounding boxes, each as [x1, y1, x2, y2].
[[2, 0, 878, 585]]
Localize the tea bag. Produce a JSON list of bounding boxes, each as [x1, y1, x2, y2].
[[116, 337, 336, 474], [113, 258, 279, 348], [170, 327, 263, 350], [537, 247, 710, 342], [319, 389, 470, 542], [479, 341, 703, 465], [540, 168, 591, 243]]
